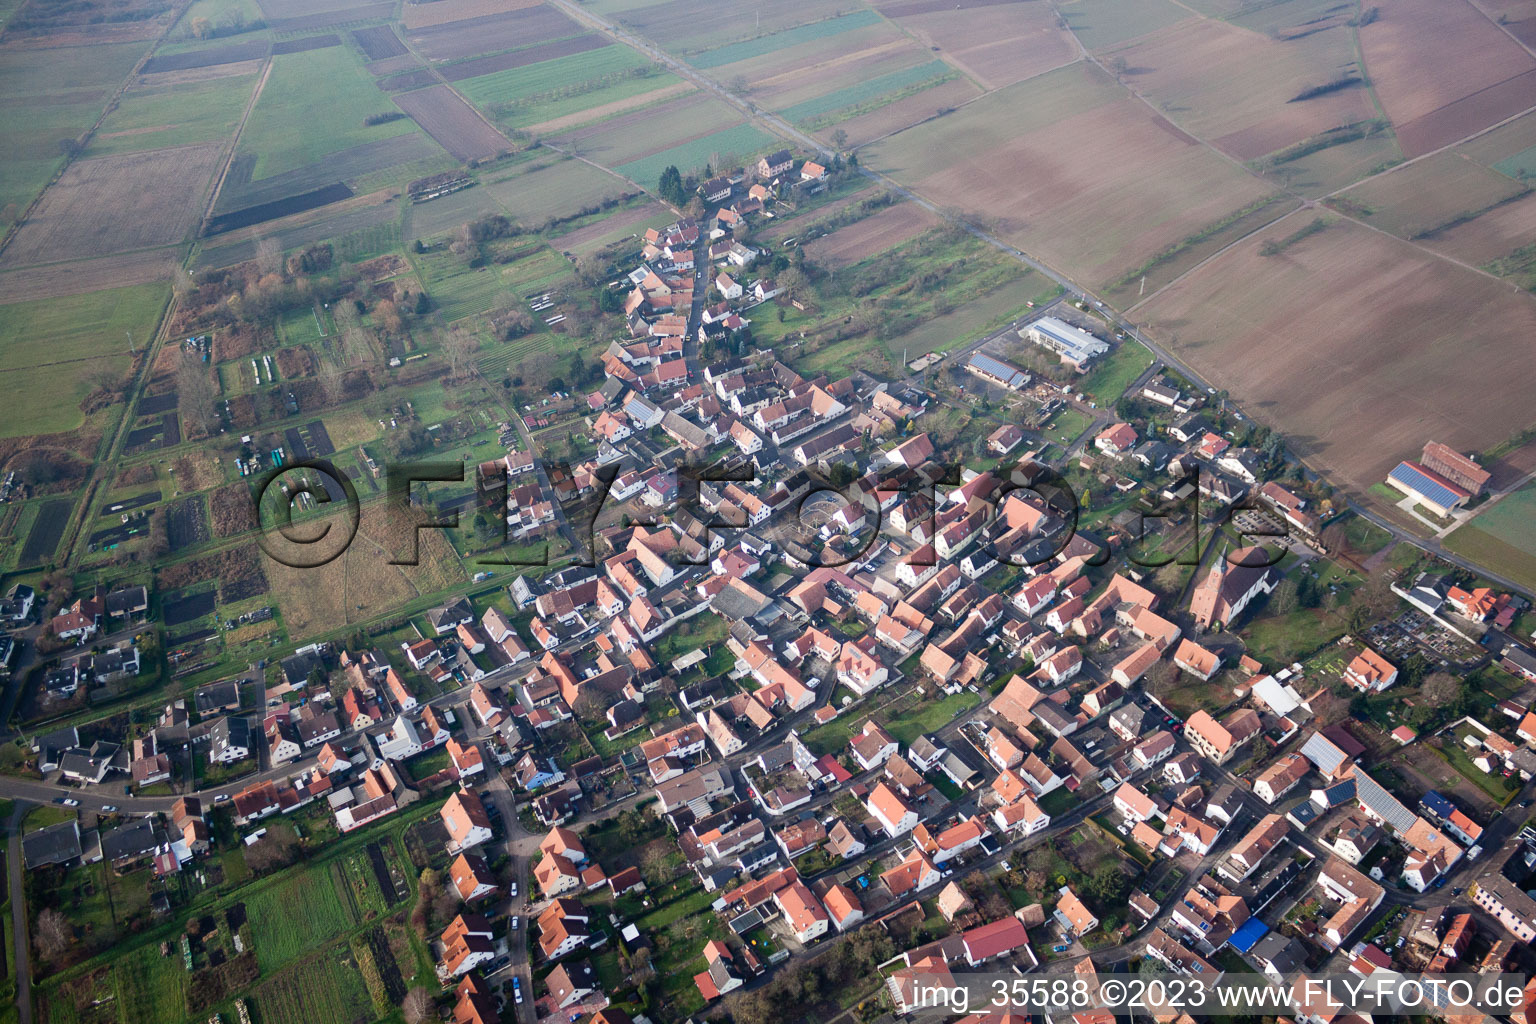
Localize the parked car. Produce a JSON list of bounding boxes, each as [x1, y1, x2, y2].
[[62, 798, 79, 807], [513, 979, 523, 1004], [512, 916, 520, 930], [510, 881, 518, 898], [101, 805, 117, 813]]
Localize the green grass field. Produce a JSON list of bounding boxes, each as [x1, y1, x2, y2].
[[245, 871, 358, 971], [1446, 483, 1536, 590], [1079, 340, 1154, 404], [480, 156, 633, 223], [236, 47, 421, 181], [0, 41, 148, 224], [689, 9, 882, 67], [459, 44, 679, 130], [87, 73, 258, 158], [112, 943, 191, 1024], [778, 60, 952, 125], [0, 282, 169, 436]]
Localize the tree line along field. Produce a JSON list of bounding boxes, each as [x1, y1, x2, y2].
[[456, 43, 685, 133]]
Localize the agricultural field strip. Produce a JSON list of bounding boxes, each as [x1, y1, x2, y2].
[[36, 805, 434, 1013]]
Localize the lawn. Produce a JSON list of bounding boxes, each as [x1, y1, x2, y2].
[[0, 281, 169, 436], [1433, 739, 1521, 805], [236, 47, 420, 181], [250, 946, 373, 1024], [1079, 340, 1155, 405], [1240, 606, 1346, 664], [112, 942, 191, 1024], [1043, 406, 1093, 444], [654, 613, 728, 663], [86, 72, 258, 158], [884, 691, 980, 747], [245, 869, 359, 970]]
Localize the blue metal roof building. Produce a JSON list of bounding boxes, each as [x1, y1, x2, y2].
[[1387, 462, 1469, 514], [1229, 917, 1269, 954]]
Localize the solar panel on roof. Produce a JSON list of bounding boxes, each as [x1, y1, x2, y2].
[[1388, 462, 1466, 510], [1354, 770, 1416, 834]]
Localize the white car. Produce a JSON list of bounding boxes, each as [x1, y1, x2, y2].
[[510, 881, 518, 898], [512, 916, 520, 930], [101, 805, 117, 813], [62, 798, 79, 807], [513, 979, 523, 1004]]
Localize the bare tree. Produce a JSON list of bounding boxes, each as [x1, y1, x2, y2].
[[1421, 671, 1460, 707], [442, 325, 480, 380], [177, 353, 219, 439], [402, 987, 432, 1024], [640, 845, 673, 887], [255, 237, 283, 276], [317, 362, 348, 406], [36, 908, 72, 958]]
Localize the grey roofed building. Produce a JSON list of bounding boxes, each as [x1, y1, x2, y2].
[[22, 819, 82, 868], [1110, 704, 1146, 736], [754, 741, 793, 773], [1299, 730, 1352, 776], [711, 584, 773, 622], [100, 818, 161, 864], [940, 750, 978, 788], [427, 597, 474, 634], [281, 647, 327, 687], [194, 679, 242, 715], [60, 741, 120, 784], [104, 585, 149, 618], [1249, 931, 1306, 978], [1285, 801, 1320, 830], [1312, 779, 1357, 809], [209, 715, 252, 762], [661, 411, 712, 451], [964, 352, 1028, 390], [32, 725, 78, 757]]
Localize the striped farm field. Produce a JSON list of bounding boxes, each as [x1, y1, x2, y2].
[[689, 9, 883, 67], [547, 91, 746, 171], [778, 60, 954, 125], [617, 122, 776, 185], [457, 44, 680, 131]]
